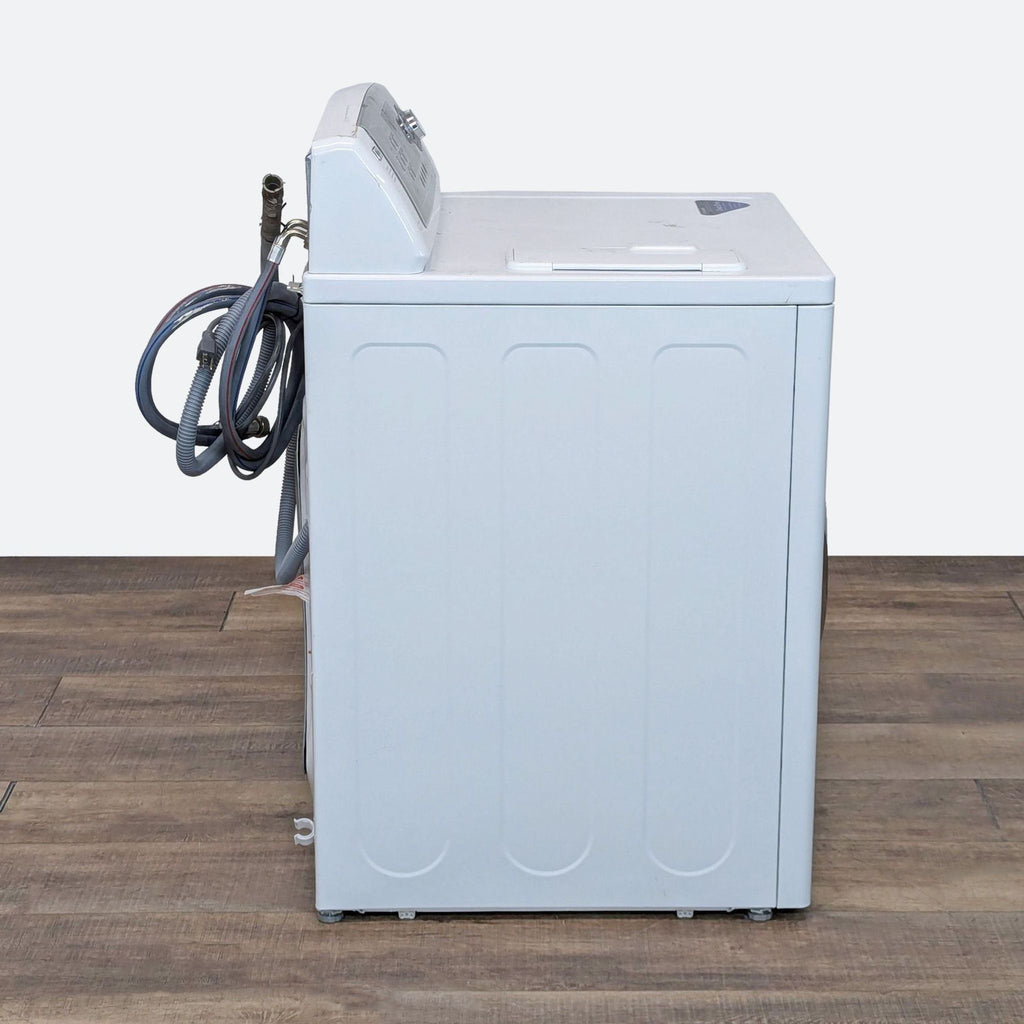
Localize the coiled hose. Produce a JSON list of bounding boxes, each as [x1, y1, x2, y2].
[[135, 224, 309, 584]]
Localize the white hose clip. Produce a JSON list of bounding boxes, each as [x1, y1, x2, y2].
[[293, 816, 315, 846]]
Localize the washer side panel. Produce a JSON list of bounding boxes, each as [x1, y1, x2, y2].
[[777, 303, 834, 908]]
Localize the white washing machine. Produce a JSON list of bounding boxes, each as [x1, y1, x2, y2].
[[299, 84, 833, 920]]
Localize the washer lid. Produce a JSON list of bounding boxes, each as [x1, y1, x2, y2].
[[303, 192, 834, 305]]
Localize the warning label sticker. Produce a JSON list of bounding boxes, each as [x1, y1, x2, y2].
[[696, 200, 750, 216]]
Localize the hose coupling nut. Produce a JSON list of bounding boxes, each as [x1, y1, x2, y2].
[[268, 219, 310, 265], [243, 416, 272, 438]]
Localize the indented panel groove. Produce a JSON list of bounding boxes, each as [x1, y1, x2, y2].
[[644, 345, 749, 875], [350, 344, 452, 876], [500, 345, 600, 875]]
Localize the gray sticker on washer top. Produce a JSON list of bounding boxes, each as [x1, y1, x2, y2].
[[696, 200, 750, 216]]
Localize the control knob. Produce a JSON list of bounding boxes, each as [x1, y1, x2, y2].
[[397, 107, 425, 142]]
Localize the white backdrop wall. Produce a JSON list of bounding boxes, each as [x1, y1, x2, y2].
[[2, 1, 1020, 555]]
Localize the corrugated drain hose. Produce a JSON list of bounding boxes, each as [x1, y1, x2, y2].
[[135, 204, 309, 584], [276, 435, 310, 585]]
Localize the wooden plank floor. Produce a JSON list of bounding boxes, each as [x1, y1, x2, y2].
[[1, 556, 1023, 1023]]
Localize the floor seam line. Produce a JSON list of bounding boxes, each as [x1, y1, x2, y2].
[[0, 781, 16, 814], [33, 677, 64, 727], [219, 592, 237, 632], [975, 779, 1002, 832]]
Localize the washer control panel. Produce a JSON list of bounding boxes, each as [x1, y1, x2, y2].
[[307, 83, 441, 274], [355, 84, 438, 228]]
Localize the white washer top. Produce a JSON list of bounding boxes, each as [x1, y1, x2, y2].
[[302, 191, 833, 306]]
